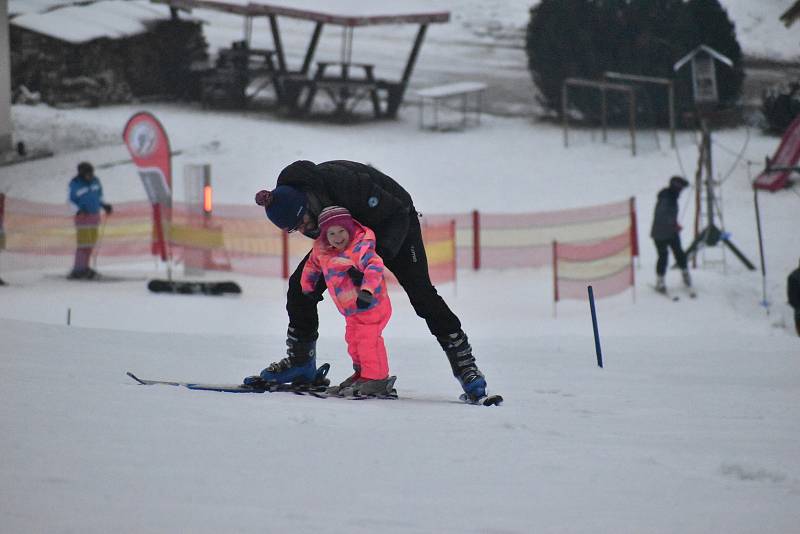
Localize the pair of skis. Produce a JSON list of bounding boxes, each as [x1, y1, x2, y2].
[[653, 284, 697, 302], [126, 370, 503, 406]]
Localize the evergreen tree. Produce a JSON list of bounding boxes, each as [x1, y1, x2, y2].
[[526, 0, 744, 125]]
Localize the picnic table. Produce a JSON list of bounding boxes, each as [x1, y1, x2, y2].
[[154, 0, 450, 118]]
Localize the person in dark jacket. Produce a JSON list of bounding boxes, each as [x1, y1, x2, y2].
[[249, 160, 489, 401], [68, 161, 112, 280], [788, 259, 800, 336], [650, 175, 691, 292]]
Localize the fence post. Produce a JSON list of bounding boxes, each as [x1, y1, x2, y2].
[[450, 219, 457, 279], [472, 209, 480, 271], [0, 193, 5, 257], [281, 231, 289, 279], [552, 240, 558, 317], [629, 196, 639, 258]]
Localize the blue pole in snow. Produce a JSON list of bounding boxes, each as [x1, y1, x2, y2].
[[588, 286, 603, 368]]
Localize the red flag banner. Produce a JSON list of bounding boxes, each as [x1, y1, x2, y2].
[[122, 112, 172, 260]]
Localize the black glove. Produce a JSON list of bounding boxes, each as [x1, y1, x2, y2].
[[347, 266, 364, 286], [102, 203, 113, 215], [356, 290, 374, 309]]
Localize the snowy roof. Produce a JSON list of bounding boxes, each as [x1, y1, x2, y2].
[[673, 44, 734, 71], [155, 0, 450, 26], [10, 0, 177, 44], [8, 0, 70, 17]]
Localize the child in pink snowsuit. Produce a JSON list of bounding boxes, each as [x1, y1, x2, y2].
[[300, 206, 392, 391]]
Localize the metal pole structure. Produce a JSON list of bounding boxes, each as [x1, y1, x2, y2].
[[562, 82, 569, 148], [601, 88, 607, 143], [703, 120, 714, 229], [753, 184, 769, 313], [629, 88, 636, 157], [692, 126, 705, 268], [668, 81, 676, 148], [603, 71, 675, 148]]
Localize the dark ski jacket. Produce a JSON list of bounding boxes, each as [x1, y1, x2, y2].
[[789, 267, 800, 310], [650, 187, 681, 240], [276, 160, 413, 261]]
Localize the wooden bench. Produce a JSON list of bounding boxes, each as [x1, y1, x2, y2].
[[415, 81, 488, 130], [303, 61, 381, 117]]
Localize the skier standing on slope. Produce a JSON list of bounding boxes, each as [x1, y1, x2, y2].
[[68, 162, 113, 280], [250, 160, 489, 402], [650, 175, 692, 293]]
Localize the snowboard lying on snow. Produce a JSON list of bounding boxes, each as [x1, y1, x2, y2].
[[147, 279, 241, 295]]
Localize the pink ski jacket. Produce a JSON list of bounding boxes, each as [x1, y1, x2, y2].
[[300, 222, 390, 318]]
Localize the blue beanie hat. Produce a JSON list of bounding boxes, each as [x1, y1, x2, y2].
[[259, 185, 308, 230]]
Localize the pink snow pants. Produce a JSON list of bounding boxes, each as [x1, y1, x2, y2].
[[344, 305, 392, 380]]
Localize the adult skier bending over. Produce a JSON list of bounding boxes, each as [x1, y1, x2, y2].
[[249, 160, 489, 401]]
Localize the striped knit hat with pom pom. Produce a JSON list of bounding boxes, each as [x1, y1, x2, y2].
[[318, 206, 356, 237]]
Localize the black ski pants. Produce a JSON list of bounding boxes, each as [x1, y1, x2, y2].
[[653, 234, 688, 276], [287, 212, 461, 341]]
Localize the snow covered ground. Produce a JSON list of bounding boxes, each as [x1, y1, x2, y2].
[[2, 2, 800, 533]]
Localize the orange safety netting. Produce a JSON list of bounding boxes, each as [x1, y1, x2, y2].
[[426, 198, 637, 270], [0, 196, 457, 284], [554, 231, 634, 301]]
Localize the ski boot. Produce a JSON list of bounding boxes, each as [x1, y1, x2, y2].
[[326, 364, 361, 395], [243, 329, 326, 387], [655, 275, 666, 293], [338, 376, 397, 399], [681, 269, 692, 288], [438, 330, 487, 402]]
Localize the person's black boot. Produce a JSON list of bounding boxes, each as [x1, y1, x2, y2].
[[437, 330, 487, 400], [244, 328, 320, 386]]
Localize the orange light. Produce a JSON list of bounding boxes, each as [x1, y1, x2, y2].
[[203, 185, 212, 213]]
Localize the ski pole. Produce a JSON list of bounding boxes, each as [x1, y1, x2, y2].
[[91, 212, 109, 271]]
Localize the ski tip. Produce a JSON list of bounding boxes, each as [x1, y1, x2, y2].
[[459, 393, 503, 406], [483, 394, 503, 406], [126, 371, 145, 384]]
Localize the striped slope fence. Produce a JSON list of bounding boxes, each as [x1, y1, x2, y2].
[[553, 231, 635, 312], [0, 197, 457, 285], [425, 197, 638, 271]]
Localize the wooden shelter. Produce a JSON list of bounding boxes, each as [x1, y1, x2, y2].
[[154, 0, 450, 118]]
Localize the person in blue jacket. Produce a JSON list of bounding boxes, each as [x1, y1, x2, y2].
[[68, 162, 112, 279]]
